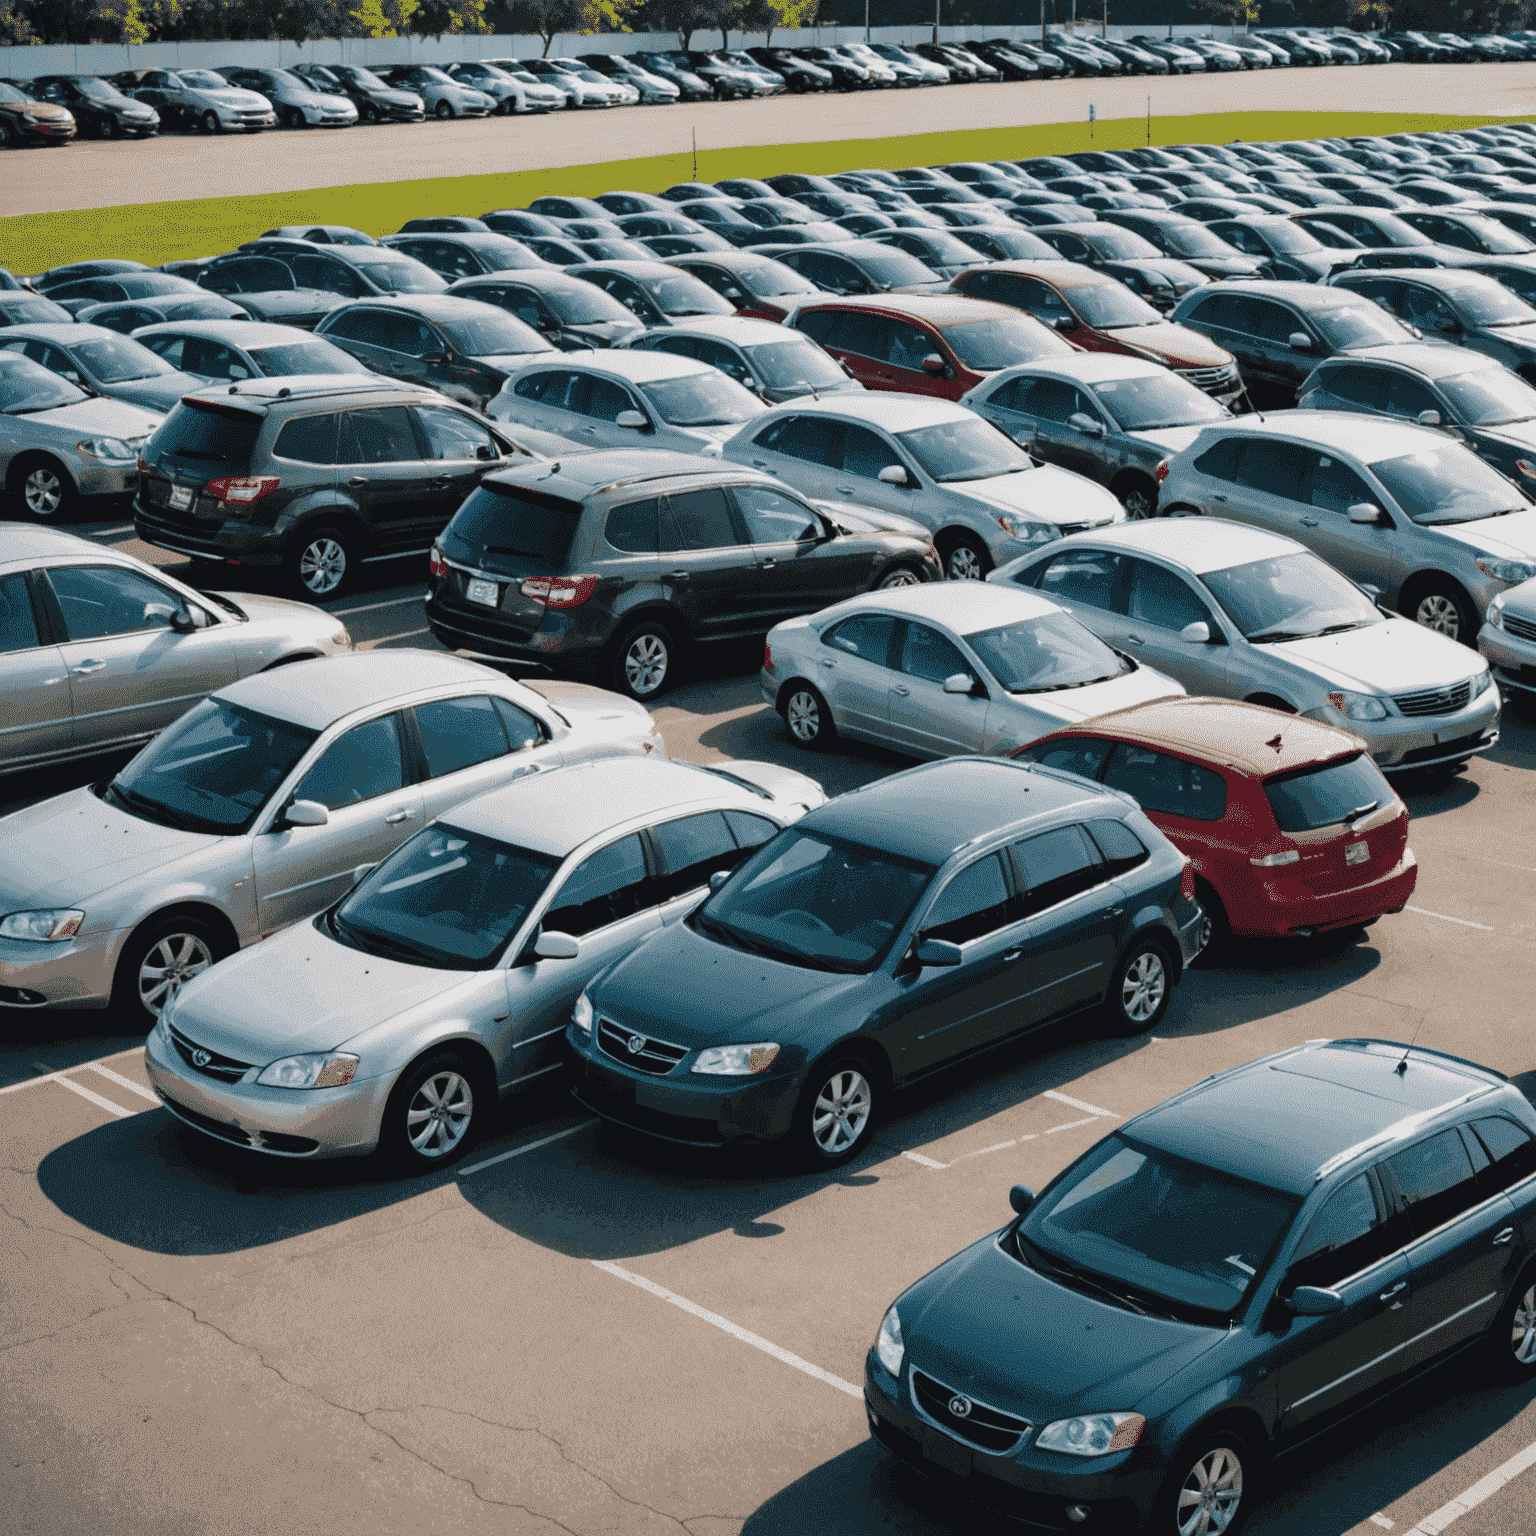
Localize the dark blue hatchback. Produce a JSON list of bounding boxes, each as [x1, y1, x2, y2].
[[567, 756, 1205, 1166]]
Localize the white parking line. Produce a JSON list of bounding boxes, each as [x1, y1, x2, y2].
[[1406, 906, 1494, 932], [358, 628, 430, 651], [902, 1150, 948, 1169], [84, 1062, 160, 1103], [1405, 1435, 1536, 1534], [1370, 1517, 1395, 1531], [86, 524, 134, 539], [0, 1046, 147, 1095], [458, 1119, 594, 1176], [328, 595, 424, 617], [53, 1076, 131, 1118], [1046, 1115, 1102, 1135], [1043, 1089, 1117, 1118], [593, 1260, 862, 1399]]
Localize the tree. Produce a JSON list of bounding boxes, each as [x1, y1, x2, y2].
[[740, 0, 816, 46], [508, 0, 638, 54], [0, 0, 38, 42]]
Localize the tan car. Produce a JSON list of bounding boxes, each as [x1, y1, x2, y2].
[[0, 80, 76, 147]]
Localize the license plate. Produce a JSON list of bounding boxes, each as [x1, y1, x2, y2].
[[1345, 841, 1370, 867], [168, 485, 193, 511], [467, 578, 500, 608], [922, 1427, 973, 1478]]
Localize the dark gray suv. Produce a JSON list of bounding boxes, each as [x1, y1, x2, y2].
[[424, 449, 941, 699], [134, 375, 542, 599]]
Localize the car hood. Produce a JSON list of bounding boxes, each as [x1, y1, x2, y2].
[[568, 319, 642, 344], [105, 373, 200, 412], [1183, 255, 1267, 277], [8, 101, 72, 121], [197, 89, 271, 109], [240, 289, 347, 321], [952, 462, 1124, 528], [1102, 321, 1233, 368], [1011, 661, 1183, 723], [902, 1236, 1229, 1423], [1270, 617, 1481, 692], [1128, 423, 1208, 455], [526, 678, 659, 746], [810, 497, 930, 539], [1431, 507, 1536, 558], [27, 396, 164, 438], [692, 759, 825, 812], [1480, 321, 1536, 355], [1479, 419, 1536, 453], [0, 787, 213, 912]]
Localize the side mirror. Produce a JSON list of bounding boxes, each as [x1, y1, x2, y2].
[[142, 602, 178, 627], [351, 863, 376, 887], [421, 353, 449, 366], [1417, 409, 1441, 427], [878, 463, 909, 485], [1009, 1183, 1036, 1215], [1286, 1285, 1345, 1316], [1435, 315, 1461, 334], [921, 352, 947, 377], [282, 799, 329, 829], [1179, 619, 1212, 644], [1288, 331, 1314, 351], [1348, 501, 1384, 524], [1359, 581, 1384, 601], [914, 936, 963, 967], [1067, 411, 1105, 436], [943, 672, 976, 694], [1053, 314, 1076, 331], [533, 930, 581, 960], [615, 409, 649, 429], [708, 870, 731, 893]]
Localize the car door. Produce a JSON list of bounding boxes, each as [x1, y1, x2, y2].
[[815, 310, 894, 389], [730, 481, 852, 625], [1203, 435, 1311, 537], [179, 337, 256, 383], [573, 373, 650, 449], [410, 693, 561, 824], [1103, 743, 1232, 883], [886, 619, 990, 758], [41, 563, 239, 751], [1103, 556, 1229, 690], [1013, 377, 1111, 481], [659, 485, 754, 641], [814, 612, 898, 740], [1293, 447, 1396, 591], [1271, 1172, 1413, 1435], [250, 711, 425, 936], [413, 403, 506, 520], [1024, 546, 1131, 641], [0, 570, 74, 769], [648, 808, 768, 925], [1385, 1127, 1521, 1371], [335, 403, 444, 553], [288, 253, 367, 301], [864, 317, 950, 396]]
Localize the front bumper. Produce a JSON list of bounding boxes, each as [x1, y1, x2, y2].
[[144, 1021, 391, 1158], [0, 929, 118, 1009], [1304, 688, 1500, 773], [1480, 619, 1536, 697], [76, 457, 141, 498]]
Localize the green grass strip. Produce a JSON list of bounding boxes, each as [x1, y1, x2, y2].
[[1, 108, 1525, 272]]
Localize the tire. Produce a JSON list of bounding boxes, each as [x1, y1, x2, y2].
[[1244, 694, 1296, 714], [361, 102, 380, 124], [1191, 879, 1230, 965], [381, 1052, 485, 1173], [435, 99, 455, 120], [1490, 1261, 1536, 1381], [941, 535, 991, 581], [781, 681, 835, 750], [112, 912, 228, 1024], [1103, 936, 1174, 1037], [792, 1055, 878, 1169], [1149, 1431, 1253, 1536], [0, 119, 12, 149], [283, 522, 356, 600], [1115, 474, 1158, 520], [610, 617, 676, 700], [282, 106, 306, 130], [98, 116, 115, 139], [201, 111, 220, 134], [1400, 578, 1477, 645], [12, 457, 77, 521], [876, 563, 923, 589]]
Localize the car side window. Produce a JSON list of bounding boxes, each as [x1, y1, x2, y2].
[[1301, 451, 1377, 515], [1011, 825, 1104, 916], [694, 338, 753, 386], [794, 308, 838, 344], [898, 622, 970, 684], [291, 255, 364, 297], [412, 695, 517, 778], [661, 488, 741, 551], [144, 335, 186, 368], [922, 852, 1014, 944], [1385, 1128, 1484, 1240], [650, 810, 746, 903], [181, 339, 250, 380], [1034, 549, 1128, 613], [1287, 1175, 1392, 1290], [1316, 364, 1388, 411], [513, 369, 573, 404], [338, 406, 424, 465], [1248, 299, 1304, 344], [416, 404, 499, 460], [1018, 278, 1075, 325], [1124, 558, 1215, 631], [0, 573, 42, 655], [291, 714, 406, 809], [273, 413, 341, 463], [1016, 736, 1113, 780], [755, 413, 840, 466], [1016, 377, 1084, 423], [723, 809, 779, 851], [492, 696, 544, 751], [827, 312, 890, 357], [542, 834, 652, 936], [44, 565, 180, 641], [1085, 817, 1150, 878], [733, 484, 819, 543], [583, 375, 637, 422], [605, 496, 661, 553], [823, 612, 896, 664], [882, 321, 940, 372], [839, 423, 903, 479], [1104, 743, 1228, 821], [647, 333, 698, 360], [1471, 1117, 1536, 1194], [1229, 438, 1307, 500]]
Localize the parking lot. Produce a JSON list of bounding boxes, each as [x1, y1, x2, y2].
[[1, 512, 1534, 1535]]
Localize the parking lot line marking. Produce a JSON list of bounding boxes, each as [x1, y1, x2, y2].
[[592, 1261, 862, 1399], [87, 524, 134, 538], [1370, 1517, 1395, 1531], [903, 1151, 948, 1169], [1406, 1435, 1536, 1534], [1405, 906, 1493, 931], [458, 1119, 595, 1176], [1046, 1116, 1102, 1135], [83, 1063, 160, 1103], [969, 1140, 1018, 1157], [1, 1045, 146, 1096], [358, 628, 430, 651], [328, 595, 424, 617], [53, 1076, 131, 1118], [1044, 1090, 1117, 1118]]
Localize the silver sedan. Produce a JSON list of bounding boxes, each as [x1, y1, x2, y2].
[[990, 518, 1500, 773], [0, 322, 204, 414], [2, 522, 351, 777], [1480, 574, 1536, 700], [0, 651, 665, 1022], [760, 579, 1182, 757], [142, 754, 825, 1170]]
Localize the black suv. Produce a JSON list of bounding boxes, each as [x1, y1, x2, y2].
[[134, 376, 541, 599], [424, 449, 941, 699]]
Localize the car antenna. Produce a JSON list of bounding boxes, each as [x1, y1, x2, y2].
[[1396, 1015, 1425, 1076]]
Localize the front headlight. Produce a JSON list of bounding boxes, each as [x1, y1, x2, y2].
[[572, 991, 594, 1038], [255, 1052, 359, 1089], [0, 909, 84, 942], [1472, 668, 1495, 697], [690, 1042, 780, 1075], [1036, 1412, 1147, 1457], [996, 514, 1059, 546], [1325, 689, 1389, 721], [875, 1304, 905, 1375], [77, 437, 134, 461], [1475, 557, 1536, 583], [1486, 593, 1506, 629]]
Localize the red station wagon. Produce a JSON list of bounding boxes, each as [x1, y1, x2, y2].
[[1013, 696, 1418, 942]]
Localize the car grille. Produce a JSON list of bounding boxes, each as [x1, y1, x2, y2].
[[1503, 612, 1536, 643], [596, 1018, 688, 1076], [1178, 363, 1239, 393], [167, 1022, 252, 1082], [911, 1370, 1032, 1453], [1392, 679, 1473, 716]]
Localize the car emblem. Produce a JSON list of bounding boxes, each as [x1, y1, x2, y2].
[[191, 1049, 211, 1068], [948, 1395, 973, 1419], [627, 1035, 646, 1055]]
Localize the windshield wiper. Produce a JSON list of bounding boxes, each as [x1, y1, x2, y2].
[[695, 910, 768, 957], [1315, 620, 1375, 635], [103, 779, 199, 832], [331, 909, 436, 965], [1246, 627, 1313, 644], [1018, 1237, 1154, 1317]]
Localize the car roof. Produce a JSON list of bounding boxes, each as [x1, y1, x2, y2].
[[443, 755, 754, 856], [392, 232, 528, 251], [986, 352, 1167, 386], [797, 292, 1016, 326], [1340, 265, 1518, 297], [178, 375, 427, 409], [802, 756, 1117, 867], [0, 522, 116, 566], [1062, 515, 1302, 572], [1061, 695, 1364, 775], [959, 258, 1118, 289], [451, 269, 601, 293], [130, 319, 308, 344], [634, 315, 791, 345], [1206, 408, 1446, 458], [845, 580, 1059, 631], [758, 391, 968, 429], [1321, 341, 1503, 380], [1130, 1038, 1504, 1193], [0, 322, 118, 344], [333, 294, 499, 319], [479, 447, 762, 499], [213, 651, 513, 732], [1189, 279, 1370, 308], [668, 249, 793, 270], [524, 348, 717, 382], [570, 260, 692, 280]]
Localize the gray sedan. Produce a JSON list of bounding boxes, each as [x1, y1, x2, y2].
[[141, 754, 824, 1170], [621, 314, 864, 402], [0, 651, 665, 1022], [1, 522, 350, 778], [1, 352, 163, 520], [131, 320, 368, 384], [0, 322, 203, 413], [1480, 574, 1536, 700], [990, 518, 1500, 773], [960, 353, 1234, 519]]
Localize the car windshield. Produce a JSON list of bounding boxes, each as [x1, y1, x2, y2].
[[1311, 301, 1411, 348], [1264, 750, 1396, 831], [438, 311, 549, 356], [970, 612, 1130, 691], [330, 823, 558, 969], [695, 829, 933, 973], [1451, 215, 1535, 253], [73, 337, 176, 382], [0, 297, 68, 323], [1069, 283, 1163, 328], [736, 261, 816, 297], [645, 274, 733, 316], [1439, 367, 1536, 424], [347, 67, 387, 88], [1091, 371, 1229, 429], [1202, 551, 1382, 640], [1019, 1134, 1301, 1318], [0, 353, 87, 412], [853, 249, 941, 285], [0, 82, 29, 102], [639, 370, 760, 425], [1081, 228, 1162, 258], [535, 284, 626, 324], [176, 71, 228, 89], [897, 415, 1033, 481], [1446, 281, 1536, 326], [745, 337, 849, 390], [248, 338, 366, 375], [346, 252, 447, 293], [72, 77, 123, 100], [1159, 223, 1239, 257], [104, 698, 317, 836], [943, 315, 1069, 369], [1256, 223, 1326, 254], [1370, 445, 1529, 523]]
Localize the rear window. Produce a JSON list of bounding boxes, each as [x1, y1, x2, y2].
[[147, 399, 263, 470], [444, 485, 582, 573], [1263, 753, 1392, 832]]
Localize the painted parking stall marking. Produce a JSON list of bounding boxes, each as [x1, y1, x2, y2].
[[1402, 1435, 1536, 1534], [1406, 905, 1495, 932], [458, 1118, 595, 1176], [1042, 1089, 1118, 1118]]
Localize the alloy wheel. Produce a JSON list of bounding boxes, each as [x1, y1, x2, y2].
[[1176, 1447, 1243, 1536], [298, 536, 347, 596], [1122, 950, 1167, 1024], [1414, 593, 1461, 639], [811, 1069, 872, 1156], [877, 567, 921, 589], [405, 1070, 474, 1158], [946, 543, 985, 581], [623, 633, 669, 696], [1122, 484, 1155, 519], [139, 932, 215, 1017], [22, 465, 65, 518], [1513, 1284, 1536, 1364], [786, 689, 822, 743]]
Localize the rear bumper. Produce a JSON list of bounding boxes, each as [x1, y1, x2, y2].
[[1229, 848, 1418, 938], [424, 592, 609, 670]]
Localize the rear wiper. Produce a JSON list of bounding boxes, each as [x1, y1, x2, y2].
[[1345, 800, 1379, 828]]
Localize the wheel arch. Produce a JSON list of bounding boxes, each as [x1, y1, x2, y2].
[[111, 900, 243, 1009], [6, 450, 75, 496], [1242, 692, 1297, 714]]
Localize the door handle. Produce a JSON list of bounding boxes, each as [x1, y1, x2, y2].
[[1300, 517, 1319, 527], [71, 659, 107, 674], [1002, 949, 1023, 963], [1212, 493, 1227, 503], [671, 569, 690, 580], [1105, 907, 1124, 919], [385, 808, 414, 825], [892, 684, 910, 696], [347, 475, 368, 487], [819, 657, 836, 667], [430, 474, 453, 486], [1123, 635, 1144, 646], [1379, 1280, 1408, 1306], [836, 485, 855, 495], [751, 459, 769, 468], [1494, 1227, 1516, 1246], [760, 557, 777, 569]]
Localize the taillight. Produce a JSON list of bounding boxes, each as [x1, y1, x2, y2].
[[1154, 459, 1170, 485], [428, 544, 447, 579], [205, 475, 280, 507], [521, 575, 598, 609], [763, 641, 773, 672], [136, 454, 148, 475], [1180, 858, 1197, 904]]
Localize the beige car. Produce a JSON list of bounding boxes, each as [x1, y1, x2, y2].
[[1, 522, 352, 778], [0, 651, 665, 1021]]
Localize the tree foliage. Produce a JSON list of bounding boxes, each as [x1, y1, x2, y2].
[[505, 0, 640, 54]]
